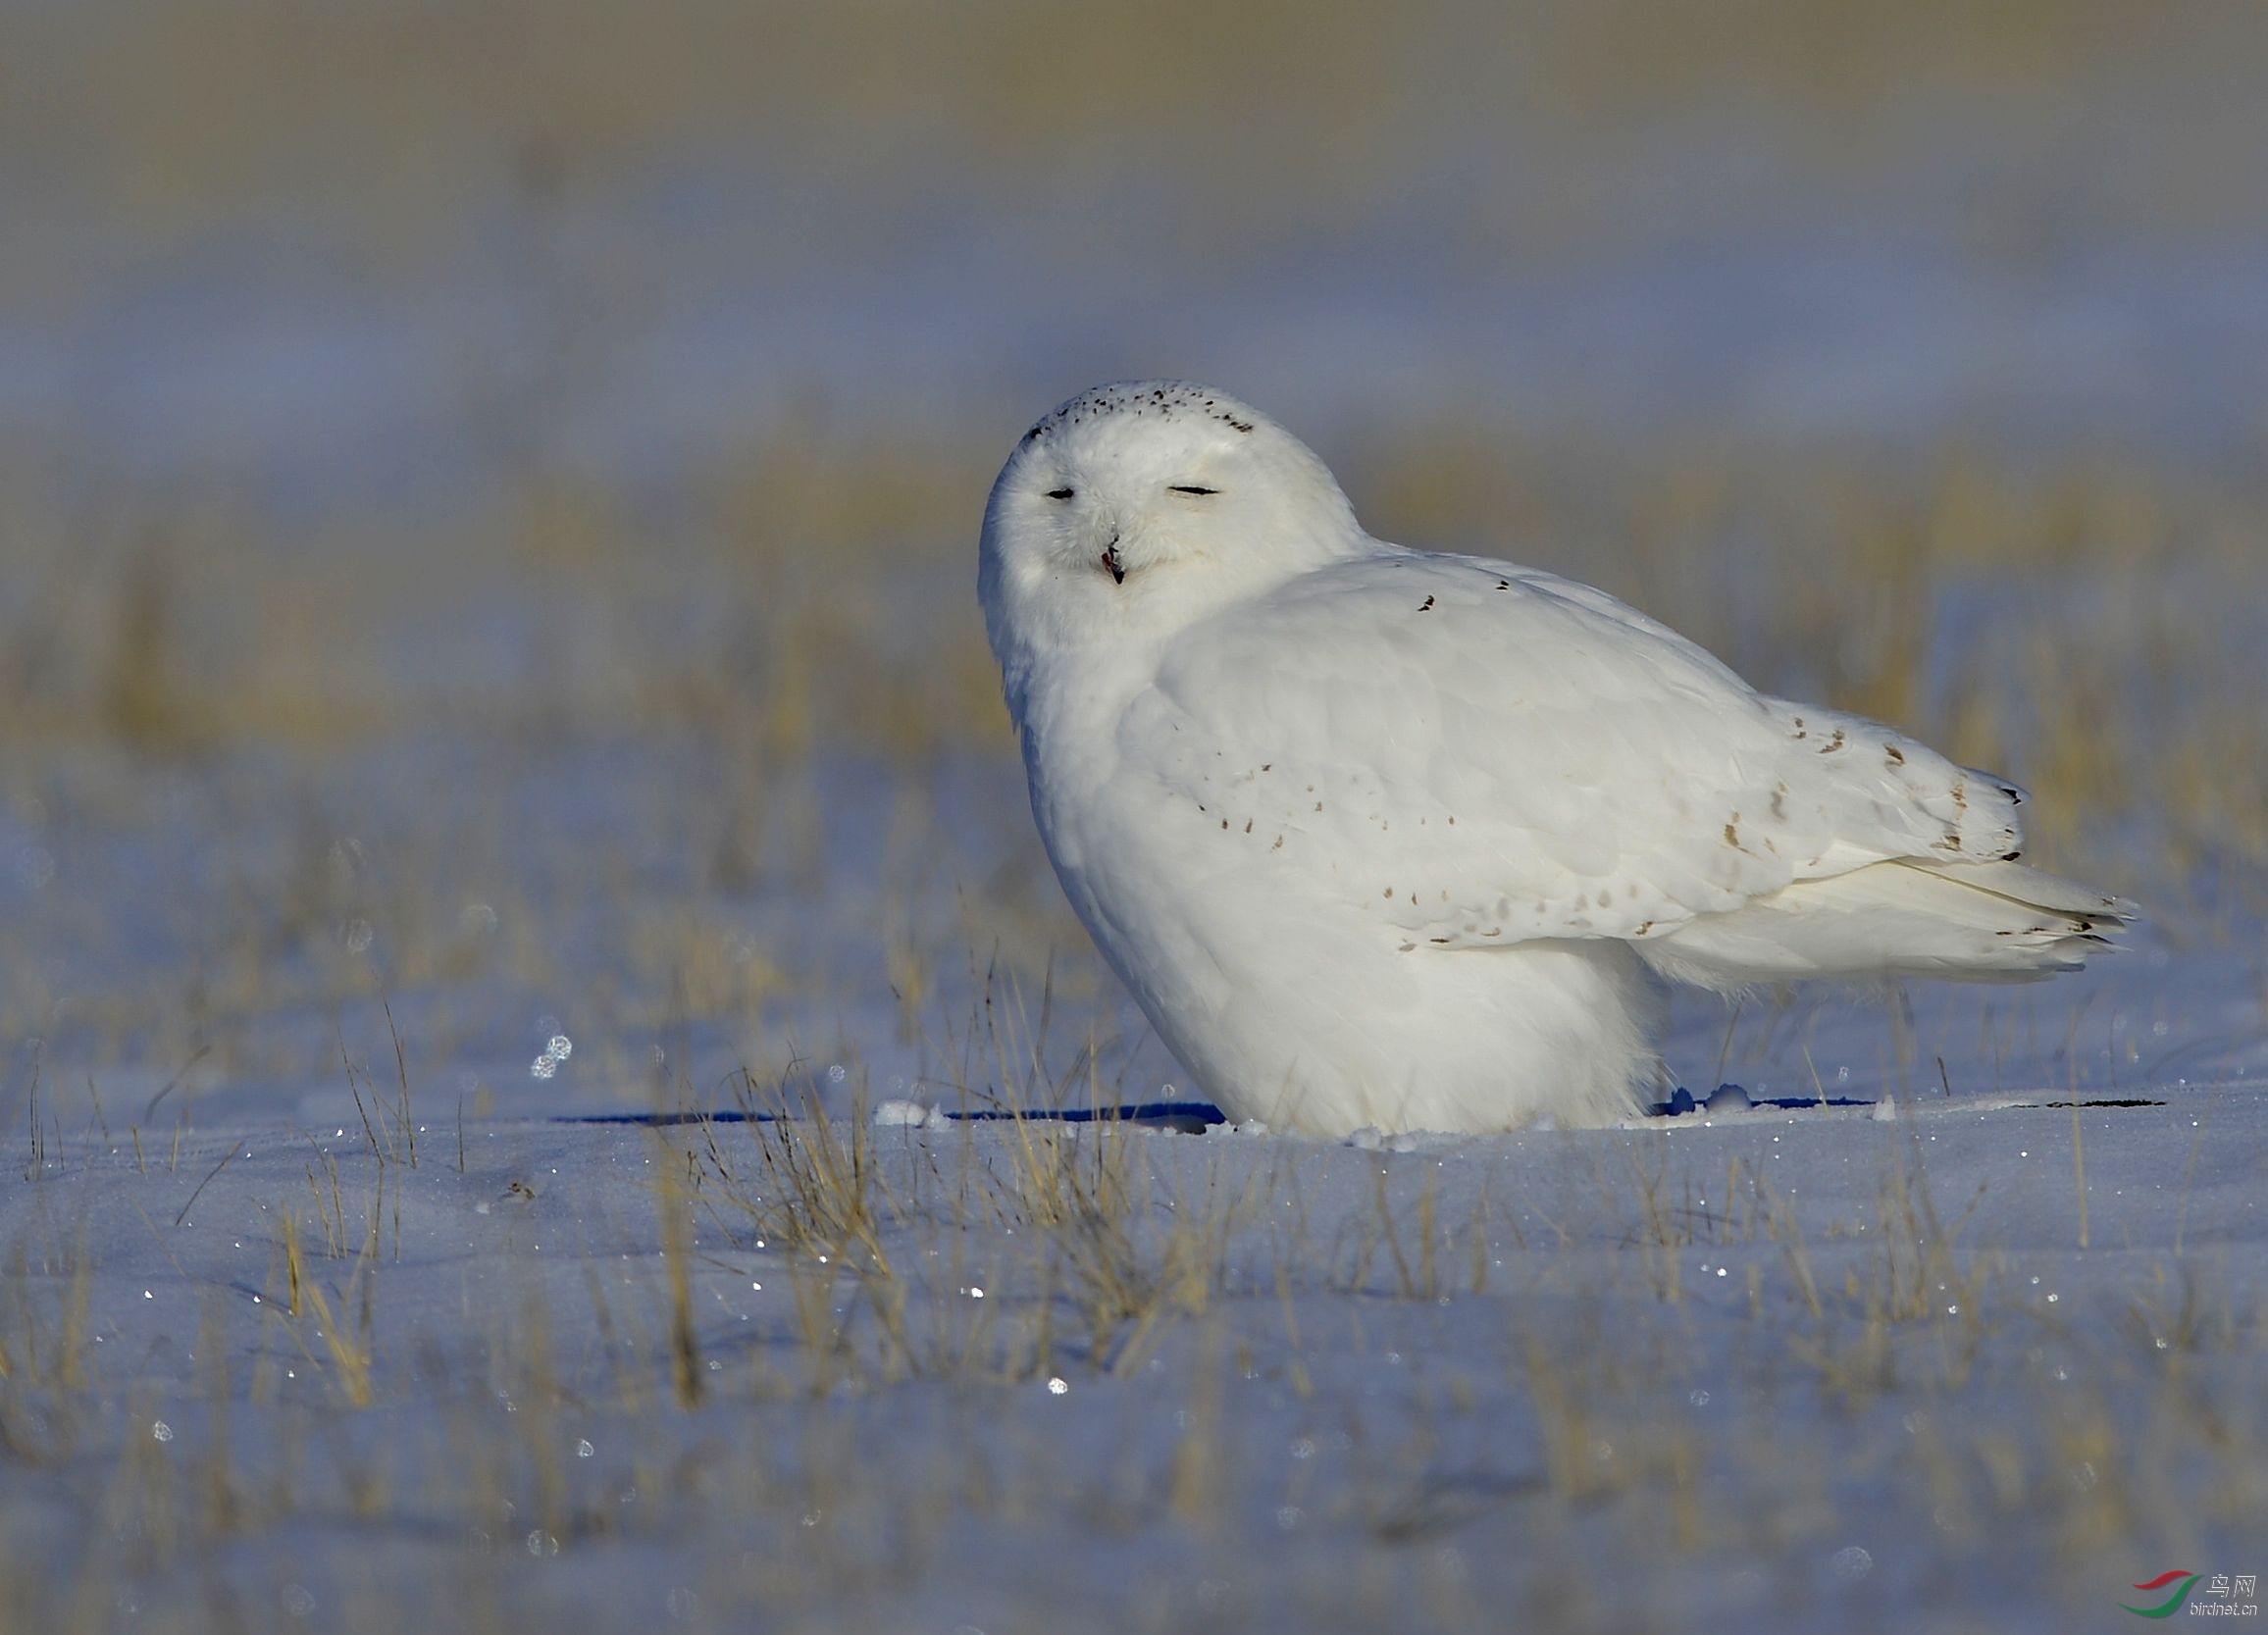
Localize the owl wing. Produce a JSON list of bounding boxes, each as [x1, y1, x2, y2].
[[1118, 549, 2024, 948]]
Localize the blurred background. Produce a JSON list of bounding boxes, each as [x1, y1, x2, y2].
[[4, 0, 2265, 1127]]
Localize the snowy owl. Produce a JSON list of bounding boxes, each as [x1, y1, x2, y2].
[[979, 381, 2129, 1135]]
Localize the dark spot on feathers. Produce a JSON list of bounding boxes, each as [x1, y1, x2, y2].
[[1820, 729, 1846, 754], [1496, 579, 1511, 590], [1725, 821, 1740, 847], [1884, 744, 1905, 766], [1770, 783, 1788, 820], [1244, 819, 1253, 833], [1418, 595, 1435, 612], [1271, 836, 1283, 850], [2006, 848, 2022, 862], [1220, 819, 1228, 831]]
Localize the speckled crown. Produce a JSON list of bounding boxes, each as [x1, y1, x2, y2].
[[1022, 380, 1257, 444]]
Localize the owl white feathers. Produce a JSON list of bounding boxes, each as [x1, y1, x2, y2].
[[979, 381, 2128, 1135]]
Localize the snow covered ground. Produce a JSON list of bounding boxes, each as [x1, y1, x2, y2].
[[3, 1061, 2263, 1633], [3, 729, 2263, 1634], [1, 582, 2261, 1633]]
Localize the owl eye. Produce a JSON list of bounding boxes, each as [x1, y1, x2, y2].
[[1045, 487, 1075, 500], [1167, 485, 1219, 496]]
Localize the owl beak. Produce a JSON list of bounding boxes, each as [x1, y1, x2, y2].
[[1101, 535, 1125, 585]]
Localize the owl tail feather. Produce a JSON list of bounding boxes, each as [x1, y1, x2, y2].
[[1639, 858, 2134, 989]]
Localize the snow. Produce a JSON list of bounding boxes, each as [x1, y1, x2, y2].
[[1, 715, 2263, 1633], [872, 1099, 939, 1128], [3, 1045, 2263, 1632], [1, 713, 2261, 1634]]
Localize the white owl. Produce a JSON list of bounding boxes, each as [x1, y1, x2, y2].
[[979, 382, 2128, 1135]]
